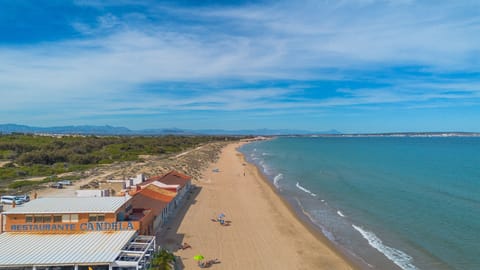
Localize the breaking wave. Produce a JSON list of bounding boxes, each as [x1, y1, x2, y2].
[[296, 182, 317, 196], [273, 173, 283, 188], [352, 225, 419, 270]]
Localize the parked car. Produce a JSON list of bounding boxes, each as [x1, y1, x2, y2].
[[50, 182, 63, 189], [15, 195, 30, 203], [1, 195, 24, 205], [58, 180, 72, 186]]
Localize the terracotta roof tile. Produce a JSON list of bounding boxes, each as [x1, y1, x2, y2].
[[142, 171, 192, 187], [130, 183, 178, 217], [143, 170, 191, 188], [140, 185, 176, 202]]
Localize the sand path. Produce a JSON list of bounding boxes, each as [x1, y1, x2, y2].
[[157, 142, 354, 270]]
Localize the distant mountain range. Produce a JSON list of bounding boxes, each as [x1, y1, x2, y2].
[[0, 124, 340, 136], [1, 124, 478, 137]]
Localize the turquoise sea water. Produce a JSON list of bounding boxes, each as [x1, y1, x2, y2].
[[240, 137, 480, 270]]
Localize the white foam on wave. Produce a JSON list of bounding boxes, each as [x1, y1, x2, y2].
[[337, 210, 345, 217], [296, 182, 317, 196], [259, 161, 271, 174], [352, 225, 419, 270], [273, 173, 283, 188]]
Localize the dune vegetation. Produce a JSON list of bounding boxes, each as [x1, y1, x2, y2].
[[0, 134, 241, 192]]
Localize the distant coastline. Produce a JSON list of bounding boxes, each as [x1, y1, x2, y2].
[[289, 132, 480, 138]]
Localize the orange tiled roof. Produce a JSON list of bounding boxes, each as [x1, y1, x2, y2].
[[130, 193, 168, 217], [143, 170, 191, 188], [130, 183, 178, 217], [138, 184, 176, 203]]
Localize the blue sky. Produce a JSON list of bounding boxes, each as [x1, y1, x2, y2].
[[1, 0, 480, 133]]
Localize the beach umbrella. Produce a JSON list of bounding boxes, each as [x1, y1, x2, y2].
[[194, 255, 205, 261], [218, 213, 225, 218]]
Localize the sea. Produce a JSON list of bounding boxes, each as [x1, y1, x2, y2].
[[239, 136, 480, 270]]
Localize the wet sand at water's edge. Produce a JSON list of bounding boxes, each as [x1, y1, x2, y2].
[[157, 142, 356, 270]]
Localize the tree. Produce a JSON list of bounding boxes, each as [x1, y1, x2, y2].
[[150, 249, 175, 270]]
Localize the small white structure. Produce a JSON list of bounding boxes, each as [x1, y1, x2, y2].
[[106, 179, 128, 189], [130, 174, 145, 186], [75, 189, 111, 197], [106, 174, 145, 190]]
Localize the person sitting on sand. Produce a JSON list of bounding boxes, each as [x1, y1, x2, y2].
[[180, 242, 191, 250], [200, 258, 220, 268], [207, 258, 220, 264]]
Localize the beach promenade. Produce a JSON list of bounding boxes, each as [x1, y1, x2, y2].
[[157, 142, 355, 269]]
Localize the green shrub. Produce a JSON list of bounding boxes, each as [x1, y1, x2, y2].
[[0, 134, 240, 185], [8, 180, 38, 189], [150, 249, 175, 270]]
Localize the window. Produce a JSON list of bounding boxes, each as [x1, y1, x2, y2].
[[62, 214, 70, 223], [89, 214, 105, 222], [53, 215, 62, 223], [31, 215, 53, 223], [62, 214, 79, 223], [70, 214, 78, 222]]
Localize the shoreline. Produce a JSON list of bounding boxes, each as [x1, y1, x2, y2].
[[158, 141, 355, 269], [239, 139, 405, 270], [24, 139, 360, 269], [238, 143, 368, 270]]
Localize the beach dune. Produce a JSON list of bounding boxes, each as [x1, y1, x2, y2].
[[158, 142, 355, 269]]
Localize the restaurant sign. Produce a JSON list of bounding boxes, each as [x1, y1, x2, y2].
[[10, 222, 135, 232]]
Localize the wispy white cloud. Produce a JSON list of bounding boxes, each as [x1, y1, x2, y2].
[[1, 0, 480, 129]]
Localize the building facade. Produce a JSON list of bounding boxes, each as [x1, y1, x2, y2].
[[0, 197, 155, 270], [0, 171, 194, 270], [2, 197, 139, 233], [141, 170, 192, 211]]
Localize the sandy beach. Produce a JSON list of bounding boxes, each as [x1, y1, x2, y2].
[[7, 140, 356, 269], [157, 142, 355, 270]]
